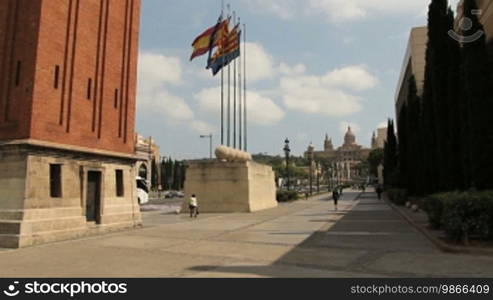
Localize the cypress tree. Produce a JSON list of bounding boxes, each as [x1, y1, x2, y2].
[[462, 0, 493, 190], [445, 8, 466, 190], [384, 119, 399, 188], [397, 103, 408, 190], [405, 76, 421, 196]]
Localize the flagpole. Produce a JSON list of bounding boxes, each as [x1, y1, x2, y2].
[[238, 17, 242, 151], [226, 4, 231, 147], [233, 12, 237, 149], [220, 1, 224, 146], [243, 23, 247, 151]]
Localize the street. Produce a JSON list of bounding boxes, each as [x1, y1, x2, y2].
[[1, 190, 492, 277]]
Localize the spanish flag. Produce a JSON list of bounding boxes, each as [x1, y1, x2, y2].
[[190, 16, 229, 61], [207, 24, 241, 75]]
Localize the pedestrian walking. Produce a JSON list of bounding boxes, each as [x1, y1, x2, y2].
[[188, 194, 198, 218], [332, 189, 339, 211], [376, 185, 383, 200]]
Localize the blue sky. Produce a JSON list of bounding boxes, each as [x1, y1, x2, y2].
[[136, 0, 460, 159]]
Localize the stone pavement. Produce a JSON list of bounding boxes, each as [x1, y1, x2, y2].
[[1, 190, 493, 278]]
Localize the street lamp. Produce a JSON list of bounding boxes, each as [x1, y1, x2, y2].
[[200, 134, 213, 160], [283, 138, 291, 191], [308, 148, 313, 196]]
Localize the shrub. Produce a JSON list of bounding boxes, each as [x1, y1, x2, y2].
[[386, 189, 408, 206], [423, 193, 449, 229], [424, 191, 493, 243], [276, 190, 299, 202]]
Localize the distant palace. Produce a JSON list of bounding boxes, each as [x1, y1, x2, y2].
[[304, 127, 381, 182]]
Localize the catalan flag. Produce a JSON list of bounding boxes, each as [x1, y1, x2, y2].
[[190, 16, 229, 61], [207, 24, 241, 76]]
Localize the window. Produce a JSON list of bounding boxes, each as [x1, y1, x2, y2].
[[87, 78, 92, 100], [114, 89, 118, 108], [54, 65, 60, 89], [115, 169, 124, 197], [15, 61, 21, 86], [50, 164, 62, 198]]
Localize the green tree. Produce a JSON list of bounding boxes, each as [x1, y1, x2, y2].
[[384, 119, 399, 188], [462, 0, 493, 190], [367, 148, 384, 178], [397, 103, 408, 190]]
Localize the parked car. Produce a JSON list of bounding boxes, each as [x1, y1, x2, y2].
[[136, 176, 149, 205]]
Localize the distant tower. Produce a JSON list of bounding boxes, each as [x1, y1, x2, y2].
[[371, 132, 378, 149], [324, 134, 334, 151], [0, 0, 142, 248], [344, 126, 356, 146]]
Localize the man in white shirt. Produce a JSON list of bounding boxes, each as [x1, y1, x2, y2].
[[188, 194, 198, 218]]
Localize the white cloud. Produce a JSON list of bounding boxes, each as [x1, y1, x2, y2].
[[241, 0, 301, 20], [279, 63, 306, 76], [280, 65, 378, 117], [245, 42, 276, 82], [138, 52, 182, 87], [339, 121, 361, 134], [323, 65, 378, 91], [243, 0, 433, 23], [195, 87, 285, 125], [190, 120, 216, 134], [137, 52, 214, 133], [378, 121, 388, 129]]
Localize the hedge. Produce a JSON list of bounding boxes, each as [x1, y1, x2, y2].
[[276, 190, 299, 202], [423, 191, 493, 243], [386, 189, 408, 206]]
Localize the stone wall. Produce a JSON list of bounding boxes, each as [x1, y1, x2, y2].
[[0, 144, 142, 248], [183, 161, 277, 213]]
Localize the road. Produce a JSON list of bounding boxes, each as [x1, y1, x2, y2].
[[1, 190, 492, 277]]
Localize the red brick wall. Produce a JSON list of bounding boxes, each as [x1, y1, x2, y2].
[[0, 0, 140, 155], [0, 0, 42, 140]]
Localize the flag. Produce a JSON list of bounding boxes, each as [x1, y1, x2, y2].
[[207, 24, 241, 76], [190, 16, 228, 61]]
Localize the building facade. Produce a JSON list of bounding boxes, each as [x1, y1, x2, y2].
[[395, 26, 427, 119], [135, 134, 161, 189], [0, 0, 142, 248], [305, 127, 372, 183]]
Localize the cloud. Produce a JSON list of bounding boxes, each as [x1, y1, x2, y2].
[[279, 63, 306, 76], [323, 65, 378, 91], [243, 0, 433, 23], [245, 42, 276, 82], [195, 87, 285, 125], [241, 0, 301, 20], [281, 65, 378, 117], [377, 121, 388, 129], [137, 52, 214, 133], [339, 121, 361, 134]]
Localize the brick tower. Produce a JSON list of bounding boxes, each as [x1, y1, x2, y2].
[[0, 0, 142, 248]]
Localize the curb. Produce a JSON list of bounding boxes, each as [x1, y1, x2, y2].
[[385, 197, 493, 256]]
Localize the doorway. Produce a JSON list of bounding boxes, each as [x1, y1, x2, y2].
[[86, 171, 102, 224]]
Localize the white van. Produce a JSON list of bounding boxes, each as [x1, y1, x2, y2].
[[136, 176, 149, 205]]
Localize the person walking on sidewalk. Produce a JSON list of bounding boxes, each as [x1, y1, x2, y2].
[[376, 185, 383, 200], [188, 194, 198, 218], [332, 189, 340, 211]]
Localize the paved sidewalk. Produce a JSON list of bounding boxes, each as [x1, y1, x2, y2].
[[1, 190, 493, 277]]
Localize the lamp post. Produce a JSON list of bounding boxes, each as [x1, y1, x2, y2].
[[200, 134, 213, 160], [307, 145, 313, 196], [283, 138, 291, 191], [316, 160, 320, 193]]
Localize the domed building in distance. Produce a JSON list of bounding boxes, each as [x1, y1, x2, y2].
[[304, 127, 372, 182]]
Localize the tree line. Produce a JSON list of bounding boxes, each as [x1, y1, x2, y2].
[[385, 0, 493, 196]]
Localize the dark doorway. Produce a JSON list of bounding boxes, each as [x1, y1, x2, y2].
[[138, 164, 148, 179], [86, 171, 102, 224]]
